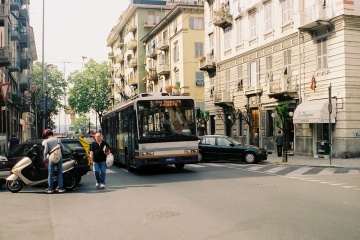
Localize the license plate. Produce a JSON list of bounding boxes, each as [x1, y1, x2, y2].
[[166, 158, 175, 162]]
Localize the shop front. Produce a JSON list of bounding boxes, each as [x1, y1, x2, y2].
[[293, 98, 336, 158]]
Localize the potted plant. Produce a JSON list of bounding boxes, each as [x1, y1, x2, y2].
[[165, 85, 173, 93]]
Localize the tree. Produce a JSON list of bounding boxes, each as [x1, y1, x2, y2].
[[274, 103, 292, 162], [67, 59, 111, 128], [74, 114, 94, 134], [33, 62, 68, 136]]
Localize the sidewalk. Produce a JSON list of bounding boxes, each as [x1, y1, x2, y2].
[[266, 153, 360, 168]]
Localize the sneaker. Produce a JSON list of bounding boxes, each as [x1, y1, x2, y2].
[[46, 189, 54, 194], [100, 184, 106, 189], [96, 183, 100, 188], [58, 189, 66, 193]]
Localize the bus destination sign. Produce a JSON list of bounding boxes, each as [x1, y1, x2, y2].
[[150, 100, 181, 107]]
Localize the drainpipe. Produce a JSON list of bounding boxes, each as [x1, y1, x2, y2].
[[298, 30, 302, 104]]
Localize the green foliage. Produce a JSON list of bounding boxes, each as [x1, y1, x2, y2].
[[67, 59, 111, 126], [33, 62, 68, 131], [74, 114, 95, 134], [274, 103, 289, 130]]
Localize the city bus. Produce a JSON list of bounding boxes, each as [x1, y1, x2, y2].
[[102, 92, 199, 171]]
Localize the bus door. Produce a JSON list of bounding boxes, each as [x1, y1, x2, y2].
[[127, 107, 136, 166]]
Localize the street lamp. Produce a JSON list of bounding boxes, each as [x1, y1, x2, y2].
[[41, 0, 45, 132]]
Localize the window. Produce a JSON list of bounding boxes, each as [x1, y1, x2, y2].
[[317, 38, 328, 71], [224, 27, 231, 50], [194, 42, 203, 58], [189, 17, 204, 29], [283, 49, 291, 76], [237, 65, 243, 90], [209, 33, 214, 50], [173, 43, 179, 62], [249, 12, 257, 39], [266, 110, 274, 137], [266, 55, 273, 80], [281, 0, 292, 25], [247, 60, 259, 87], [217, 137, 232, 146], [264, 1, 273, 32], [196, 72, 204, 86], [236, 18, 243, 45]]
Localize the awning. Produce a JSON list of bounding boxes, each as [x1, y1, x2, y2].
[[293, 99, 336, 123]]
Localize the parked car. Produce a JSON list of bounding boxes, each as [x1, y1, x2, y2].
[[198, 135, 268, 164], [3, 138, 91, 170]]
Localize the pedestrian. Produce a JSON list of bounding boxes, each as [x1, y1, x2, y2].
[[253, 133, 259, 147], [8, 133, 20, 151], [275, 130, 284, 157], [42, 129, 65, 194], [90, 132, 110, 188]]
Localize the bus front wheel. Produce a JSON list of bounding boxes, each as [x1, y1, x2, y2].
[[175, 164, 185, 169]]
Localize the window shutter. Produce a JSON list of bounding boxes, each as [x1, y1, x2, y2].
[[189, 17, 194, 29], [287, 49, 291, 77], [256, 59, 260, 85], [247, 62, 251, 87]]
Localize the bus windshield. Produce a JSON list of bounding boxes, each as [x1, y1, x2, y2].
[[137, 99, 196, 140]]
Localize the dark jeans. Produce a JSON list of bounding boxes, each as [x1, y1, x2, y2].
[[277, 145, 283, 157]]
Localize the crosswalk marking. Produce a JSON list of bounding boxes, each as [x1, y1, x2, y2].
[[264, 166, 287, 173], [189, 164, 206, 168], [206, 163, 226, 167], [285, 167, 312, 176], [349, 170, 360, 174], [318, 168, 336, 175], [248, 166, 265, 171]]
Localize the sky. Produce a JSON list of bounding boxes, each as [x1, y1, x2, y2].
[[30, 0, 126, 76], [29, 0, 127, 132]]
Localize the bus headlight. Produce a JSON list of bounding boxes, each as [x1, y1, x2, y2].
[[140, 152, 154, 156], [185, 149, 198, 154]]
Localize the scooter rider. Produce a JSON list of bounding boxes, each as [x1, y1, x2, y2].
[[43, 129, 65, 194]]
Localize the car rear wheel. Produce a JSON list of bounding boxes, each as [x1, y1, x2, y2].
[[175, 163, 185, 169], [244, 153, 257, 164]]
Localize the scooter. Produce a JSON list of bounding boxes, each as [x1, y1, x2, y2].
[[6, 144, 78, 193]]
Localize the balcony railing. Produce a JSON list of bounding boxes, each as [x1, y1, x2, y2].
[[20, 51, 29, 70], [214, 90, 232, 103], [115, 53, 124, 63], [299, 3, 332, 31], [11, 26, 20, 41], [108, 52, 114, 59], [158, 64, 170, 75], [19, 27, 28, 48], [0, 47, 11, 67], [147, 48, 157, 58], [127, 40, 137, 50], [157, 39, 169, 51], [8, 58, 20, 72], [147, 70, 158, 81], [212, 3, 233, 29], [128, 58, 137, 68], [199, 54, 216, 76], [108, 79, 114, 86], [269, 78, 297, 94], [127, 23, 137, 33]]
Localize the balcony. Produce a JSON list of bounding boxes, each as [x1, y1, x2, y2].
[[199, 54, 216, 77], [108, 52, 114, 59], [146, 69, 158, 81], [11, 26, 20, 41], [158, 64, 170, 76], [127, 39, 137, 50], [213, 4, 233, 29], [299, 3, 332, 32], [157, 39, 169, 51], [20, 51, 29, 70], [243, 85, 263, 97], [268, 78, 298, 100], [127, 23, 137, 33], [115, 70, 124, 79], [128, 58, 137, 68], [11, 93, 22, 106], [19, 28, 28, 48], [19, 8, 28, 26], [147, 48, 157, 59], [10, 1, 20, 11], [108, 65, 114, 73], [143, 16, 158, 28], [108, 79, 114, 86], [0, 47, 11, 67], [214, 90, 232, 107], [115, 53, 124, 63], [8, 58, 20, 72], [114, 38, 124, 48]]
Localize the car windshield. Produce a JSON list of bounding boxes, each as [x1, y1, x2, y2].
[[62, 141, 83, 155]]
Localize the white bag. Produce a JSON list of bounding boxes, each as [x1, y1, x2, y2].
[[106, 153, 114, 167]]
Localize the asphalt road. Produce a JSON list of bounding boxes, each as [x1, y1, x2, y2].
[[0, 162, 359, 240]]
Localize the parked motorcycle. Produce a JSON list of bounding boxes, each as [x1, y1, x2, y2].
[[64, 147, 91, 184], [6, 144, 78, 193]]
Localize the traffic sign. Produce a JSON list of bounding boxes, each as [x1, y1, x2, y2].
[[0, 83, 10, 102]]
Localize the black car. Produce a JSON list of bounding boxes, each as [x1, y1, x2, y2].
[[198, 135, 268, 164], [3, 138, 90, 171]]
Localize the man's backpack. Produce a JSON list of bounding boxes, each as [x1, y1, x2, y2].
[[49, 140, 61, 163]]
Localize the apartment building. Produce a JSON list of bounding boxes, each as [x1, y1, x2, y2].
[[0, 0, 37, 154], [140, 3, 205, 108], [201, 0, 360, 158], [106, 0, 174, 107]]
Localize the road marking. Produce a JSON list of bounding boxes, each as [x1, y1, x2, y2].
[[106, 169, 116, 173], [318, 168, 336, 175], [285, 167, 312, 176], [207, 163, 225, 167], [349, 170, 360, 174], [330, 183, 344, 186], [189, 164, 206, 168], [341, 186, 358, 189], [264, 166, 287, 173], [307, 179, 321, 182], [248, 166, 265, 171]]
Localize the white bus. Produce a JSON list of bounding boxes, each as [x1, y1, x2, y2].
[[102, 93, 198, 171]]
